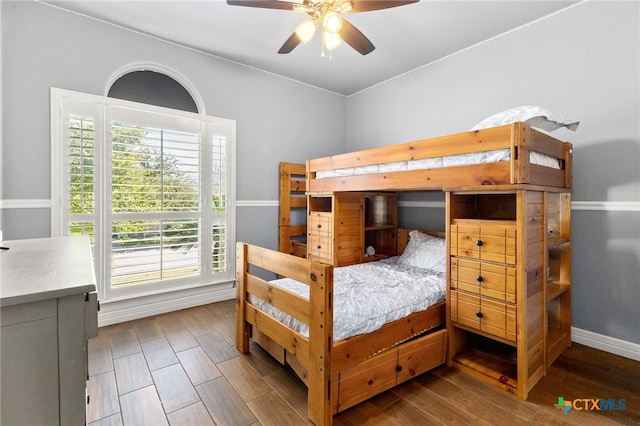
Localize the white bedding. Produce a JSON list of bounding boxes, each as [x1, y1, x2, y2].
[[249, 257, 445, 343], [315, 149, 559, 179]]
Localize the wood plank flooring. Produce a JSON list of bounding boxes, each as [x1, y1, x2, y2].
[[88, 300, 639, 425]]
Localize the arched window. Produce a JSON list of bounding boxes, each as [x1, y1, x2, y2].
[[108, 70, 198, 113]]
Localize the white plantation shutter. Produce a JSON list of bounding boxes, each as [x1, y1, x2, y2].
[[51, 88, 235, 301]]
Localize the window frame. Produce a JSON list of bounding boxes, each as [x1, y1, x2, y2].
[[51, 88, 236, 302]]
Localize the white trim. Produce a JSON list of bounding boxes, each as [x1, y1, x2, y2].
[[572, 327, 640, 361], [237, 200, 279, 207], [0, 199, 52, 209], [3, 199, 639, 212], [98, 283, 236, 326], [571, 201, 640, 212]]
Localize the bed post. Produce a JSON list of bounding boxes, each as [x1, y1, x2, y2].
[[512, 122, 530, 184], [307, 261, 333, 426], [563, 142, 573, 188], [305, 159, 312, 193], [235, 243, 250, 353]]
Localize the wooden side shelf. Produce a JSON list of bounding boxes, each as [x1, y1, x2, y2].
[[547, 283, 570, 301], [307, 192, 397, 266], [447, 189, 572, 400]]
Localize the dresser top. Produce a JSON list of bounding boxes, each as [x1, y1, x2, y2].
[[0, 236, 96, 307]]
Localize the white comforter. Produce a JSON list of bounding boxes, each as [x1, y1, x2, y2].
[[249, 257, 445, 342]]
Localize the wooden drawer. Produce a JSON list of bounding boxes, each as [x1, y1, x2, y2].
[[450, 290, 516, 342], [308, 236, 332, 263], [451, 222, 516, 265], [336, 345, 398, 412], [308, 213, 332, 238], [396, 329, 447, 383], [450, 257, 516, 303], [292, 241, 307, 258], [335, 329, 447, 413]]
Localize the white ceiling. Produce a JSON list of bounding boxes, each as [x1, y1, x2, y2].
[[43, 0, 577, 96]]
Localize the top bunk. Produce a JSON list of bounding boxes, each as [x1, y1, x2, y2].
[[306, 122, 573, 193]]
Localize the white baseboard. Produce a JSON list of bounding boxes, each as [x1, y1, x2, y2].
[[98, 283, 236, 327], [572, 327, 640, 361]]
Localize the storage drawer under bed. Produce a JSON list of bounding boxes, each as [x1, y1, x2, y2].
[[334, 328, 447, 413]]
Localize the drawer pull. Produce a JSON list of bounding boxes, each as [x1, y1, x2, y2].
[[476, 239, 483, 247], [317, 224, 322, 229], [476, 311, 483, 318], [396, 365, 403, 372], [476, 275, 484, 283], [316, 245, 321, 250]]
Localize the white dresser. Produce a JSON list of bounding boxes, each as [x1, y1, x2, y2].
[[1, 236, 99, 425]]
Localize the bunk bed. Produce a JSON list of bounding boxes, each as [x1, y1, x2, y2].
[[237, 121, 574, 425], [306, 122, 572, 192]]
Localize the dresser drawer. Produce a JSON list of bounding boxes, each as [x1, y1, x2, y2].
[[308, 236, 332, 262], [450, 290, 516, 342], [451, 222, 516, 265], [309, 213, 332, 237], [450, 258, 517, 303]]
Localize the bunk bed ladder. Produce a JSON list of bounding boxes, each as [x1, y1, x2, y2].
[[278, 162, 307, 257]]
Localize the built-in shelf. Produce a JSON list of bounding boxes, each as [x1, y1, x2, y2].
[[547, 282, 570, 301], [547, 239, 570, 250], [448, 189, 571, 400], [364, 224, 396, 231]]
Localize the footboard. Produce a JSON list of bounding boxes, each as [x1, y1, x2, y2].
[[236, 243, 333, 426]]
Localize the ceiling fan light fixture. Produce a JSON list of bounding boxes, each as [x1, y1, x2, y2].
[[293, 3, 311, 13], [295, 18, 317, 43], [323, 11, 343, 33], [323, 31, 342, 50], [337, 1, 353, 13]]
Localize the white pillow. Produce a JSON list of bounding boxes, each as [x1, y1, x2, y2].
[[470, 105, 580, 132], [397, 230, 446, 273]]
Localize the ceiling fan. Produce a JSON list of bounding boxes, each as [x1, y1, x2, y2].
[[226, 0, 419, 55]]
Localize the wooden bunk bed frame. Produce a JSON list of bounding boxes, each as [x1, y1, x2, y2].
[[306, 122, 572, 193], [237, 229, 447, 426], [237, 122, 573, 425]]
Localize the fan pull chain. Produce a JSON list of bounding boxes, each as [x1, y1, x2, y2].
[[320, 29, 334, 61]]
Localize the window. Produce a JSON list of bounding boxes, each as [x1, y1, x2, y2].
[[51, 88, 235, 301]]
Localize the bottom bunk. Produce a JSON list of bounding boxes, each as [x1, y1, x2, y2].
[[236, 229, 448, 425]]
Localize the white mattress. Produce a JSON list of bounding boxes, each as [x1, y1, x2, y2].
[[249, 257, 445, 343], [315, 149, 559, 179]]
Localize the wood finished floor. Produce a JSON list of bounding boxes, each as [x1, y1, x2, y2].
[[88, 299, 639, 426]]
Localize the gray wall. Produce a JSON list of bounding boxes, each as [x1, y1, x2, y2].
[[0, 0, 347, 252], [347, 1, 640, 345]]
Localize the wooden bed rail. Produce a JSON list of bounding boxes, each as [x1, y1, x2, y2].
[[236, 243, 334, 425], [306, 123, 573, 192]]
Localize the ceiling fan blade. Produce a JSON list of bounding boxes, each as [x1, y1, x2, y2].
[[348, 0, 419, 13], [226, 0, 300, 11], [340, 19, 375, 55], [278, 32, 302, 54]]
